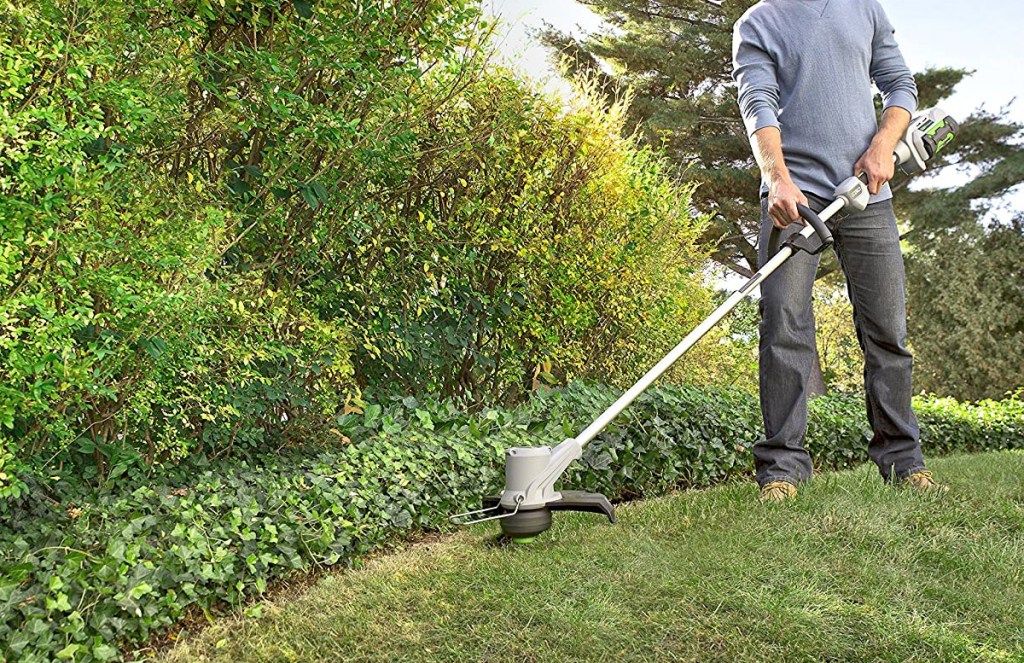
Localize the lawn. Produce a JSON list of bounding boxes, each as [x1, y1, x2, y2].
[[161, 451, 1024, 662]]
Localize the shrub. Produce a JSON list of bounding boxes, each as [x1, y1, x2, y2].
[[1, 0, 716, 487], [1, 0, 483, 478], [327, 71, 712, 405], [1, 384, 1021, 661], [907, 220, 1024, 401]]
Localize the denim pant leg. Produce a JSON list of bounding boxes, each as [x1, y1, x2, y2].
[[831, 198, 925, 481], [754, 195, 823, 487]]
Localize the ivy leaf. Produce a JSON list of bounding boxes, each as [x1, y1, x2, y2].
[[363, 403, 382, 427], [129, 581, 154, 600], [311, 181, 329, 204]]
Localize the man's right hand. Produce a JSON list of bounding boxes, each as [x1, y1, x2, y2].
[[766, 173, 809, 229]]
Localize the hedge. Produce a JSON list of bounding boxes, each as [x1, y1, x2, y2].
[[1, 383, 1022, 661], [2, 0, 715, 484]]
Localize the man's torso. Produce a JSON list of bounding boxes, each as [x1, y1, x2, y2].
[[740, 0, 890, 201]]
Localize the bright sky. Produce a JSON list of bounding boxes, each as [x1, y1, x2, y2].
[[482, 0, 1024, 217]]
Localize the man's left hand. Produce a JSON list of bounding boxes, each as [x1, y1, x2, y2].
[[853, 144, 897, 196]]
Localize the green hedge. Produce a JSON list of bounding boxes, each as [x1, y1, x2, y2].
[[2, 0, 717, 484], [2, 384, 1022, 661]]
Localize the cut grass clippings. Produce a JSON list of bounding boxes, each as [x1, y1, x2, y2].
[[162, 451, 1024, 662]]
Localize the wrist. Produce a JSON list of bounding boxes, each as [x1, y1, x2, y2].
[[870, 131, 902, 155]]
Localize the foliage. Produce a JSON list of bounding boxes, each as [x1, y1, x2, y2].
[[331, 72, 711, 404], [1, 0, 493, 480], [906, 218, 1024, 400], [813, 287, 864, 394], [2, 382, 1022, 661], [536, 0, 763, 276], [676, 286, 760, 395], [1, 0, 717, 493]]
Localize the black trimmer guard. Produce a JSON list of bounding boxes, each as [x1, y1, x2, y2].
[[481, 490, 615, 538]]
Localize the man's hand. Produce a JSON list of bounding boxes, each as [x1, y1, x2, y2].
[[853, 143, 896, 196], [855, 106, 912, 196], [767, 173, 809, 229]]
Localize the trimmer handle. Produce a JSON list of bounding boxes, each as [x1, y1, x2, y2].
[[796, 204, 833, 246], [767, 203, 835, 256], [897, 108, 960, 175], [920, 114, 958, 159]]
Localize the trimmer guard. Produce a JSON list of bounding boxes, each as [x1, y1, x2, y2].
[[480, 490, 615, 538], [482, 491, 615, 522]]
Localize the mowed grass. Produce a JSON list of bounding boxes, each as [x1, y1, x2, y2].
[[161, 452, 1024, 663]]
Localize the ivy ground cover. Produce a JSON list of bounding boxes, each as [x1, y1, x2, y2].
[[2, 385, 1022, 661]]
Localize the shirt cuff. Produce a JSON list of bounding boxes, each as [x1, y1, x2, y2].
[[882, 90, 917, 116], [743, 109, 781, 137]]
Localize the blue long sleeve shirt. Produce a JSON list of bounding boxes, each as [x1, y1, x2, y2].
[[731, 0, 918, 203]]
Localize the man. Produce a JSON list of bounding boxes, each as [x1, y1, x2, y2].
[[731, 0, 945, 501]]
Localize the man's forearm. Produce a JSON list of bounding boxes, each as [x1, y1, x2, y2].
[[751, 125, 809, 227], [869, 107, 912, 155], [750, 126, 789, 183]]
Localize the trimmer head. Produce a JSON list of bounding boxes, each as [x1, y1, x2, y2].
[[480, 490, 615, 540], [450, 442, 615, 540]]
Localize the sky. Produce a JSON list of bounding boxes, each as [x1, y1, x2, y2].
[[481, 0, 1024, 217]]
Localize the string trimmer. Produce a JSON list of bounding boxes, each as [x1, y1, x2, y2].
[[451, 108, 958, 543]]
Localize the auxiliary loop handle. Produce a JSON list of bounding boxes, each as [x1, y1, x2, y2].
[[769, 202, 836, 257], [795, 203, 833, 246]]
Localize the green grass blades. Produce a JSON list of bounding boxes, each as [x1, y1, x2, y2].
[[162, 451, 1024, 662]]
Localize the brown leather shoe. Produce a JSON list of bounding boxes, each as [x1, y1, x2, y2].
[[759, 480, 798, 502], [903, 469, 948, 492]]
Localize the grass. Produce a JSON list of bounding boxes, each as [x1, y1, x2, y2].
[[160, 451, 1024, 662]]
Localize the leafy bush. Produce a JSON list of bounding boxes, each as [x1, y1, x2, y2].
[[2, 0, 716, 489], [317, 70, 712, 405], [2, 383, 1021, 661], [813, 287, 865, 394], [907, 219, 1024, 401], [0, 0, 520, 488]]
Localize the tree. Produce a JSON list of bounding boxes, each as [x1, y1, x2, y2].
[[905, 217, 1024, 400]]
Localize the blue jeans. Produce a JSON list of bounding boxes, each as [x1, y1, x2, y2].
[[755, 192, 925, 486]]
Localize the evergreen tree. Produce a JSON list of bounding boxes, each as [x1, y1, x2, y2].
[[906, 217, 1024, 400]]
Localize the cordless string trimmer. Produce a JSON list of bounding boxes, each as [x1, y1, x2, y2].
[[451, 108, 959, 543]]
